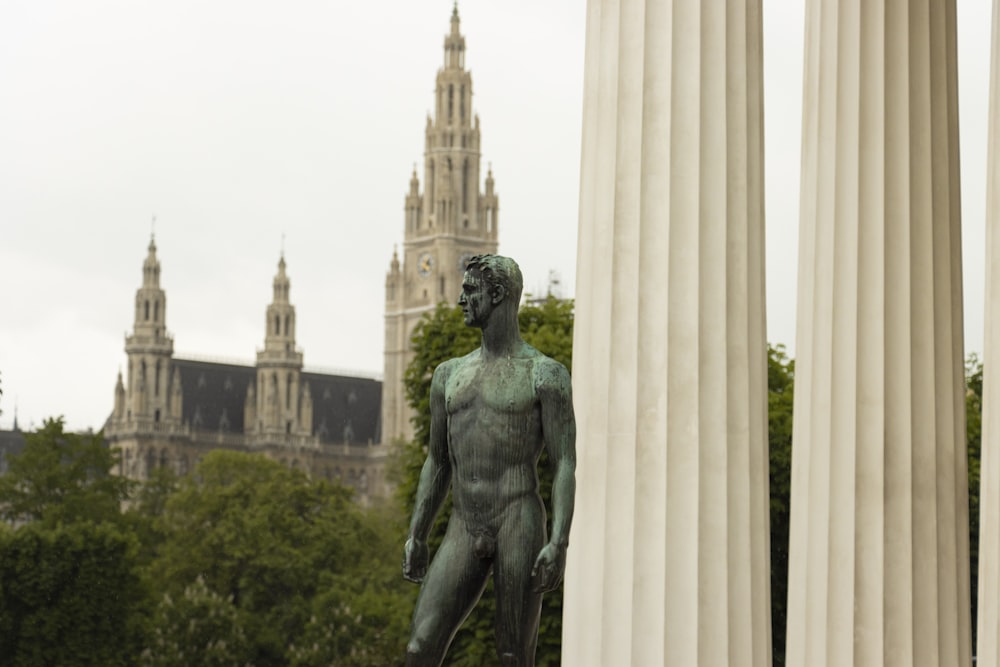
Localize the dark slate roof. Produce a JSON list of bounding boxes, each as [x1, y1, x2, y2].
[[173, 359, 253, 434], [172, 358, 382, 445], [303, 370, 382, 445], [0, 429, 26, 474]]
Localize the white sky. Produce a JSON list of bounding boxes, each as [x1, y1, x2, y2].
[[0, 1, 992, 432]]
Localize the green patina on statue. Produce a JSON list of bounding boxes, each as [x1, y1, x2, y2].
[[402, 254, 577, 667]]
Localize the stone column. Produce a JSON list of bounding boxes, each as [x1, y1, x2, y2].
[[786, 1, 970, 665], [562, 0, 770, 664], [980, 1, 1000, 663]]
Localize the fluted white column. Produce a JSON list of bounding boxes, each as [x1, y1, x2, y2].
[[979, 1, 1000, 664], [563, 0, 769, 664], [787, 1, 970, 665]]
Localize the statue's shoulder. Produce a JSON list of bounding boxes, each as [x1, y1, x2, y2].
[[433, 349, 480, 381], [526, 347, 570, 388]]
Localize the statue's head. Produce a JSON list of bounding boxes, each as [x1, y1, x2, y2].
[[459, 254, 523, 327], [465, 254, 523, 305]]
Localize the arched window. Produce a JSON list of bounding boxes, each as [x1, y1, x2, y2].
[[462, 159, 469, 214], [154, 300, 159, 322], [144, 300, 150, 320], [286, 374, 292, 409], [284, 315, 290, 336], [428, 160, 435, 210], [274, 315, 280, 335], [154, 361, 161, 397]]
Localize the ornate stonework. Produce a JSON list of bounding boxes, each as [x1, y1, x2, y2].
[[105, 240, 388, 504], [381, 6, 499, 445]]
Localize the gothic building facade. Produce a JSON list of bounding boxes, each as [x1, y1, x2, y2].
[[104, 239, 388, 503], [381, 7, 499, 444]]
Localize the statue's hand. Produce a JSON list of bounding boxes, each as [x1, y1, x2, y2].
[[531, 542, 567, 593], [402, 537, 429, 584]]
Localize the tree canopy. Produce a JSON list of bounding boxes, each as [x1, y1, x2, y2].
[[0, 418, 131, 526]]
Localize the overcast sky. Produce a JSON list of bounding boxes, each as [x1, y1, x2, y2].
[[0, 1, 993, 432]]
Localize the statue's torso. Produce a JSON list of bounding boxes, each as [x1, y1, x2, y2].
[[444, 349, 546, 529]]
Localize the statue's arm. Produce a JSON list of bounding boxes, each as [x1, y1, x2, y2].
[[532, 359, 577, 592], [539, 360, 576, 547], [403, 362, 452, 583]]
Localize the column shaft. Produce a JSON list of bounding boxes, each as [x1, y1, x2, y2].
[[787, 0, 970, 665], [979, 0, 1000, 663], [563, 0, 770, 664]]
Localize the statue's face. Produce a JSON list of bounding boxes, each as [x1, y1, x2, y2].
[[458, 269, 493, 327]]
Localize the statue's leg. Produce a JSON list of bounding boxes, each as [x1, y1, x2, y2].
[[406, 520, 492, 667], [493, 499, 546, 667]]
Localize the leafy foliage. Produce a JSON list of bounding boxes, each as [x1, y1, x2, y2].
[[0, 521, 147, 666], [125, 465, 181, 569], [140, 576, 255, 667], [398, 297, 574, 666], [767, 345, 794, 666], [288, 507, 415, 667], [150, 450, 379, 667], [966, 354, 983, 651], [0, 417, 131, 526]]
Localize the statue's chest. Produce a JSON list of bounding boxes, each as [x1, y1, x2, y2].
[[445, 361, 536, 416]]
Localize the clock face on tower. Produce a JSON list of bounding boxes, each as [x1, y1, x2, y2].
[[417, 252, 434, 277]]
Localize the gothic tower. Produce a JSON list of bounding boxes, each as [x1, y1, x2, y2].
[[115, 236, 179, 427], [247, 255, 313, 440], [382, 5, 499, 444]]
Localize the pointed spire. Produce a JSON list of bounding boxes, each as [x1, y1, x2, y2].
[[262, 252, 298, 356], [143, 233, 161, 288], [410, 165, 420, 195], [444, 3, 465, 70], [273, 254, 290, 304]]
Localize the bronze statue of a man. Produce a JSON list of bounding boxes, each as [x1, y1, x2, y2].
[[402, 254, 577, 667]]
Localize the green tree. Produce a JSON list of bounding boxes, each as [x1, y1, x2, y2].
[[398, 297, 574, 666], [125, 465, 181, 568], [0, 521, 147, 666], [0, 418, 131, 526], [140, 576, 255, 667], [966, 354, 983, 652], [767, 344, 794, 667], [289, 507, 415, 667], [150, 450, 392, 667]]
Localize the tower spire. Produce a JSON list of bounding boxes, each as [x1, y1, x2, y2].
[[382, 9, 499, 445], [444, 3, 465, 70], [123, 236, 174, 424], [262, 254, 298, 353], [143, 235, 160, 288], [254, 255, 305, 437]]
